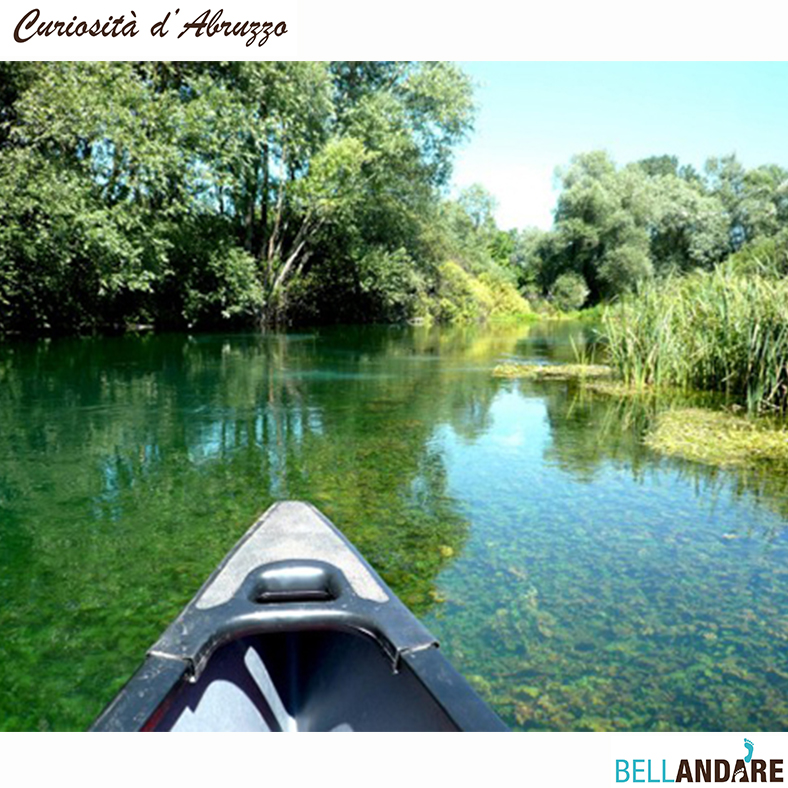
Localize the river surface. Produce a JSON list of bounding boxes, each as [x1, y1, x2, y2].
[[2, 321, 788, 731]]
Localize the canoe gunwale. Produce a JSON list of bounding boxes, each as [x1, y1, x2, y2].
[[148, 501, 440, 680], [152, 571, 430, 679], [90, 502, 508, 732]]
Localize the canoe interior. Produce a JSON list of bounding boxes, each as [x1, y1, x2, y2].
[[152, 629, 459, 732], [91, 503, 507, 732]]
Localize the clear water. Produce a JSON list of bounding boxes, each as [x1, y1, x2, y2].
[[2, 322, 788, 731]]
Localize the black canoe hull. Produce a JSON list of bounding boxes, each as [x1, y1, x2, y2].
[[91, 502, 507, 732]]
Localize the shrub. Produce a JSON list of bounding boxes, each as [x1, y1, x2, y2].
[[551, 272, 590, 312], [478, 270, 531, 318], [435, 261, 493, 323], [434, 261, 530, 324]]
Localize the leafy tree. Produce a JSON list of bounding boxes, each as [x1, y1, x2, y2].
[[550, 152, 651, 299], [510, 228, 554, 293], [489, 228, 517, 267], [550, 272, 590, 312], [458, 183, 498, 232], [0, 61, 479, 333], [637, 155, 679, 178], [533, 151, 734, 303], [647, 173, 729, 273]]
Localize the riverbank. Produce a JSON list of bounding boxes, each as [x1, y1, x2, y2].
[[601, 267, 788, 414]]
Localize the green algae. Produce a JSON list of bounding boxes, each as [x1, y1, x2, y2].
[[492, 362, 614, 381], [3, 320, 788, 733], [645, 408, 788, 467]]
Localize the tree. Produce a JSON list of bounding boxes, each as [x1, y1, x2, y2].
[[0, 61, 478, 332], [647, 174, 729, 273], [458, 184, 498, 232], [637, 155, 678, 178], [550, 152, 651, 299], [704, 154, 748, 249], [537, 151, 733, 303], [551, 272, 589, 311]]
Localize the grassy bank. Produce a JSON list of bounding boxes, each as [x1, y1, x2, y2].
[[601, 268, 788, 413]]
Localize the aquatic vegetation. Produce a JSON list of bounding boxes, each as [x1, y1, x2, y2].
[[582, 380, 651, 397], [602, 268, 788, 413], [547, 387, 788, 535], [427, 374, 788, 731], [645, 408, 788, 467], [0, 327, 498, 729], [5, 320, 788, 733], [581, 379, 729, 409], [492, 363, 614, 381]]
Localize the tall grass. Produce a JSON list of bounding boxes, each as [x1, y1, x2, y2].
[[602, 266, 788, 413]]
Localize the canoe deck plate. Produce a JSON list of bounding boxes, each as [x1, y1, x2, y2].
[[196, 502, 389, 609]]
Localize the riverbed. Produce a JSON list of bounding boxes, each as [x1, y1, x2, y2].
[[2, 321, 788, 730]]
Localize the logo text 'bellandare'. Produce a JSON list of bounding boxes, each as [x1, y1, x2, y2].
[[617, 738, 784, 783]]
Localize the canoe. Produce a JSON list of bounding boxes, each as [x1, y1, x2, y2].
[[91, 501, 507, 732]]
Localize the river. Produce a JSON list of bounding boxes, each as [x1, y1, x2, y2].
[[2, 321, 788, 730]]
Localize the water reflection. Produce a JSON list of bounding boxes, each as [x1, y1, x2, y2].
[[2, 322, 788, 731], [0, 325, 526, 729], [424, 375, 788, 731]]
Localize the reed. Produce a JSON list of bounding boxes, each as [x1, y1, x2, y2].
[[602, 266, 788, 413]]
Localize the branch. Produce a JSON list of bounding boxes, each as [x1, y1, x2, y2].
[[270, 215, 324, 296], [267, 140, 289, 265]]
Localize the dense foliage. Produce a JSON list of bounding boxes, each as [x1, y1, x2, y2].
[[5, 62, 788, 337], [0, 61, 529, 334], [513, 151, 788, 304], [603, 266, 788, 413], [555, 154, 788, 412]]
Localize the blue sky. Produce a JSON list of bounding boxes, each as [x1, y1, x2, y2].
[[451, 62, 788, 231]]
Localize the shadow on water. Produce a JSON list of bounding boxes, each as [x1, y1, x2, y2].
[[3, 321, 788, 731]]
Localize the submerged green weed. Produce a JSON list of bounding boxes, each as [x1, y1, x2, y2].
[[645, 408, 788, 467], [492, 363, 614, 381]]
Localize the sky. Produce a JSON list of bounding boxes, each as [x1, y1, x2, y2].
[[450, 62, 788, 231]]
